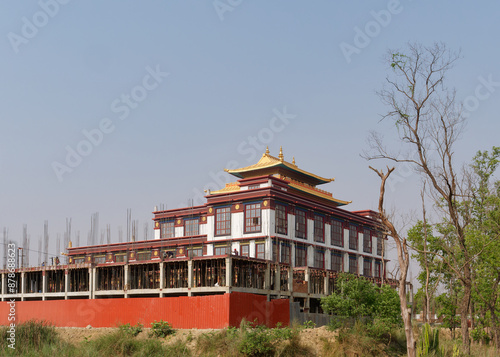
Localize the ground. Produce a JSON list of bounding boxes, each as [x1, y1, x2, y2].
[[56, 325, 337, 355]]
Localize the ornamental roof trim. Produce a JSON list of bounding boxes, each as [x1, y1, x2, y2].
[[224, 147, 334, 185]]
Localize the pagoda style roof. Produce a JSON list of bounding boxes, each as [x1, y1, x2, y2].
[[225, 147, 334, 186]]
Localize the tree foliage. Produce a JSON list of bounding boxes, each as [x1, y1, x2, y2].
[[321, 273, 402, 332]]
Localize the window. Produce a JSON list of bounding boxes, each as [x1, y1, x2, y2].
[[349, 225, 358, 250], [331, 220, 343, 247], [275, 204, 288, 235], [349, 255, 358, 274], [245, 203, 261, 233], [280, 242, 290, 264], [295, 209, 307, 239], [136, 251, 151, 261], [363, 259, 372, 277], [74, 257, 84, 264], [240, 245, 249, 257], [374, 260, 382, 278], [314, 249, 325, 269], [331, 251, 343, 272], [160, 221, 174, 238], [314, 215, 324, 242], [295, 244, 307, 266], [363, 228, 372, 253], [248, 184, 260, 189], [94, 256, 105, 264], [272, 242, 278, 262], [377, 232, 383, 256], [189, 248, 202, 257], [185, 218, 199, 236], [215, 207, 231, 236], [214, 246, 229, 255], [256, 243, 265, 259], [115, 254, 127, 263]]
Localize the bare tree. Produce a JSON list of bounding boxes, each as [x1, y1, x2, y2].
[[365, 42, 475, 354], [371, 166, 416, 357]]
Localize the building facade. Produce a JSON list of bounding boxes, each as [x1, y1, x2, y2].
[[0, 147, 388, 315]]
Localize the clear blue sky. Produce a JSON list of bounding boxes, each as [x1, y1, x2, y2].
[[0, 1, 499, 269]]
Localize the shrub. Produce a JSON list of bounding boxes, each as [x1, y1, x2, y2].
[[119, 322, 143, 337], [149, 320, 175, 338]]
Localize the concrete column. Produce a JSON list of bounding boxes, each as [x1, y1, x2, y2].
[[91, 267, 96, 299], [324, 274, 329, 296], [305, 267, 310, 294], [124, 265, 129, 298], [225, 257, 232, 288], [288, 266, 293, 292], [1, 273, 5, 301], [275, 265, 281, 292], [265, 263, 271, 290], [20, 272, 25, 301], [187, 260, 193, 297], [42, 271, 46, 301], [159, 262, 164, 298], [64, 269, 69, 300]]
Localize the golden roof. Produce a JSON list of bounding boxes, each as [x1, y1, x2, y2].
[[225, 147, 334, 185]]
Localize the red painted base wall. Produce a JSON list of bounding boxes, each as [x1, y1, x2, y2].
[[0, 293, 289, 329]]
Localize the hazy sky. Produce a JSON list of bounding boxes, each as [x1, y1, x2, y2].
[[1, 1, 499, 270]]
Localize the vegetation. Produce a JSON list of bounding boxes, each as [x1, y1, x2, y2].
[[149, 319, 175, 338]]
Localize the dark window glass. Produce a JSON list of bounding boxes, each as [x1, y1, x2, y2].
[[331, 251, 343, 272], [331, 220, 343, 247], [245, 203, 261, 233], [275, 204, 288, 235], [314, 215, 324, 243], [349, 225, 358, 250], [160, 221, 174, 238], [185, 218, 199, 236], [295, 210, 307, 239]]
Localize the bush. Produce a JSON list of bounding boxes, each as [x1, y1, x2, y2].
[[149, 320, 175, 338], [119, 322, 143, 337]]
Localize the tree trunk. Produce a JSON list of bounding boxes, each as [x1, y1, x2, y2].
[[399, 281, 416, 357], [422, 294, 428, 324], [460, 275, 472, 355], [490, 306, 500, 351]]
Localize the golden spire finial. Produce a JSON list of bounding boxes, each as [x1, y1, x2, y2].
[[292, 157, 296, 165], [279, 146, 284, 162], [265, 146, 270, 155]]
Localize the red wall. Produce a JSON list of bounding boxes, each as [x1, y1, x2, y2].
[[0, 293, 289, 329]]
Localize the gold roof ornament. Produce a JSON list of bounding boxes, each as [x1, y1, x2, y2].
[[224, 148, 335, 185], [216, 148, 350, 206]]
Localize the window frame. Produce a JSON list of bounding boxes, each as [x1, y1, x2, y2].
[[313, 215, 324, 243], [331, 220, 343, 247], [215, 206, 231, 236], [184, 218, 199, 237], [331, 250, 343, 272], [255, 242, 265, 259], [214, 245, 229, 256], [314, 249, 325, 269], [275, 203, 288, 235], [348, 254, 358, 274], [244, 203, 262, 233], [240, 244, 249, 257], [279, 242, 290, 264], [295, 244, 307, 267], [363, 258, 372, 277], [349, 225, 358, 250], [160, 221, 175, 239], [295, 209, 307, 239], [363, 228, 372, 253]]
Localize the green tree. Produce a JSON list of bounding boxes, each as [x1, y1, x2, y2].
[[321, 273, 402, 334], [467, 148, 500, 350]]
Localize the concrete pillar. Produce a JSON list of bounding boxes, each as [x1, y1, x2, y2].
[[64, 269, 69, 300], [21, 272, 25, 301], [91, 267, 96, 299], [275, 265, 281, 292], [324, 274, 329, 296], [187, 260, 193, 297], [1, 273, 4, 301], [159, 262, 164, 298], [265, 263, 271, 290], [225, 257, 232, 288], [124, 265, 129, 298], [305, 267, 310, 294], [288, 266, 293, 292], [42, 271, 46, 301]]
